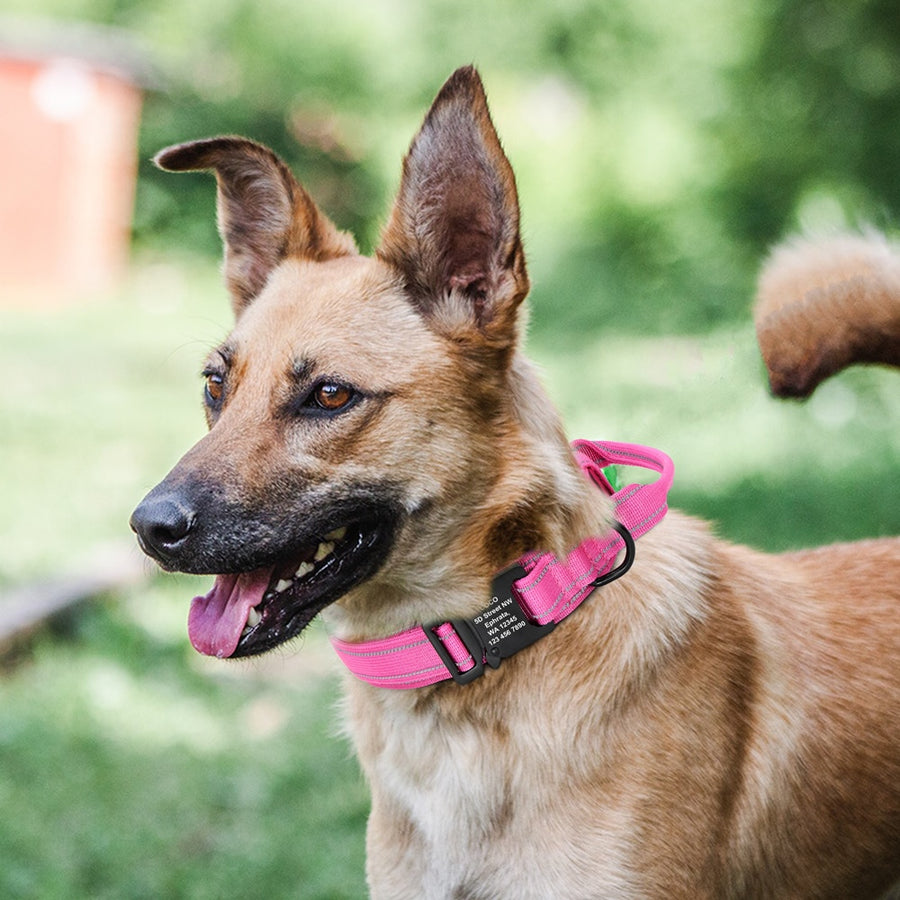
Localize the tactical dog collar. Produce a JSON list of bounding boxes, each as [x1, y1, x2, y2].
[[330, 441, 674, 689]]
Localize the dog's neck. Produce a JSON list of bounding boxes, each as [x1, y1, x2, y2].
[[325, 351, 612, 643]]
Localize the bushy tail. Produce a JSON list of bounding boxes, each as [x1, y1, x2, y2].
[[754, 232, 900, 398]]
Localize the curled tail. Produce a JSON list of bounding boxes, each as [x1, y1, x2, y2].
[[754, 232, 900, 398]]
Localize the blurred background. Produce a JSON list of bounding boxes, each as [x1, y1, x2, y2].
[[0, 1, 898, 897]]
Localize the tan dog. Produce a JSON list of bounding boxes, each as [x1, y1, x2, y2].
[[131, 67, 900, 898]]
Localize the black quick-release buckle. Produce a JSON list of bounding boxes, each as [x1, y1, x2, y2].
[[475, 563, 557, 670], [424, 523, 635, 686], [424, 564, 554, 685]]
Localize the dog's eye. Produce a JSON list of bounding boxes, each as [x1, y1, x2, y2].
[[286, 380, 362, 419], [204, 372, 225, 406], [312, 382, 355, 412]]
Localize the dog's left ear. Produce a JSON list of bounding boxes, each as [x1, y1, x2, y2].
[[378, 66, 529, 346], [155, 137, 356, 318]]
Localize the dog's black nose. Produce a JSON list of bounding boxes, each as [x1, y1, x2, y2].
[[130, 494, 195, 561]]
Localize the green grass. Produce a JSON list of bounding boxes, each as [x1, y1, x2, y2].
[[0, 258, 897, 898], [0, 581, 368, 900]]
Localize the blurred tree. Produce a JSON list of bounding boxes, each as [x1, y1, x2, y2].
[[8, 0, 898, 336], [714, 0, 900, 244]]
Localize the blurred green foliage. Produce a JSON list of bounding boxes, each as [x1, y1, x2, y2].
[[9, 0, 900, 336], [2, 7, 899, 897]]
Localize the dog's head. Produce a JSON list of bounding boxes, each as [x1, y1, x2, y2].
[[130, 67, 580, 658]]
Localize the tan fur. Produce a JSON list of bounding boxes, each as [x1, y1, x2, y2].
[[136, 68, 900, 898], [755, 232, 900, 397]]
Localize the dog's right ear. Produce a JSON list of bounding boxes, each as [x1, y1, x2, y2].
[[155, 137, 356, 317], [377, 67, 529, 348]]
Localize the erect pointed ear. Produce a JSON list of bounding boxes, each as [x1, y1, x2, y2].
[[377, 67, 529, 345], [155, 137, 357, 317]]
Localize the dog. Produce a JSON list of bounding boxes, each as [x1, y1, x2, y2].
[[131, 67, 900, 898]]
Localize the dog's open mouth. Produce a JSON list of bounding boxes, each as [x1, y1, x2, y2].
[[188, 519, 392, 658]]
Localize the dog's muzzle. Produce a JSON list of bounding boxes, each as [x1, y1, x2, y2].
[[129, 474, 403, 658]]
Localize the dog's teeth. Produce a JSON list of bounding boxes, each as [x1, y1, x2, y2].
[[275, 578, 293, 593], [314, 541, 335, 562], [295, 561, 315, 579], [324, 526, 347, 542], [241, 608, 260, 637]]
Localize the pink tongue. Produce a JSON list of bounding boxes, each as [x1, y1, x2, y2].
[[188, 568, 272, 658]]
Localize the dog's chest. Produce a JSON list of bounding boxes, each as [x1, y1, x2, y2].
[[352, 692, 642, 899]]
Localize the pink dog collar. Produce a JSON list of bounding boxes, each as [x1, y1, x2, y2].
[[330, 441, 673, 689]]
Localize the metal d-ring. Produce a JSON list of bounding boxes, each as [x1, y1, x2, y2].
[[590, 521, 636, 588]]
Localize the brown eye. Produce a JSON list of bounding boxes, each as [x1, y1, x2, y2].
[[204, 372, 224, 405], [314, 382, 353, 411]]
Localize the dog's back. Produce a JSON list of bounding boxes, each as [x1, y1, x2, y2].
[[736, 537, 900, 896]]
